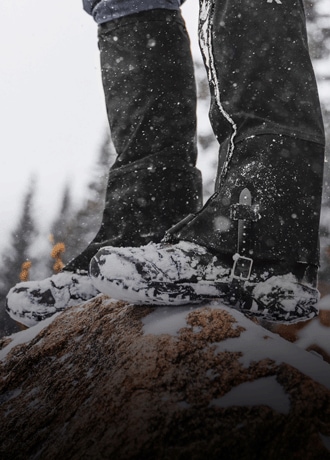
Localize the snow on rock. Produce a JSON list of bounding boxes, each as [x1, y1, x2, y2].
[[143, 302, 330, 390], [296, 317, 330, 358], [142, 304, 202, 336], [209, 376, 291, 415], [319, 294, 330, 311], [270, 294, 330, 364], [0, 312, 60, 362], [0, 296, 330, 459]]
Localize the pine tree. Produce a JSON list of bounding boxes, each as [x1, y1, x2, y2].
[[0, 178, 38, 288], [0, 178, 38, 336], [48, 184, 75, 268], [48, 130, 115, 268]]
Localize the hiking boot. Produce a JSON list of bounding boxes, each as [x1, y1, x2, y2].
[[89, 241, 319, 323], [6, 271, 99, 327]]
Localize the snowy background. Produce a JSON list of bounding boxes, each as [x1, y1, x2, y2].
[[0, 1, 201, 253], [0, 0, 119, 249]]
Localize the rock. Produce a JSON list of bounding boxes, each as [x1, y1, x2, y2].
[[0, 295, 330, 459], [271, 294, 330, 363]]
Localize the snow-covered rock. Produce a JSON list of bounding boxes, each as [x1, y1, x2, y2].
[[0, 296, 330, 459]]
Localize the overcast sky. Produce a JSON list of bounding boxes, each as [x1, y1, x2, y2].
[[0, 1, 329, 259]]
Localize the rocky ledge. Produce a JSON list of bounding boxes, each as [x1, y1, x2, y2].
[[0, 296, 330, 459]]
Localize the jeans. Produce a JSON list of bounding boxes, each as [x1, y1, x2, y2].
[[83, 0, 183, 23]]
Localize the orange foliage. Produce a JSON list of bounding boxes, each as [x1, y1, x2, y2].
[[19, 261, 32, 282], [51, 242, 66, 273]]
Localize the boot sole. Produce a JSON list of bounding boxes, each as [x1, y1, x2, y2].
[[91, 273, 319, 324]]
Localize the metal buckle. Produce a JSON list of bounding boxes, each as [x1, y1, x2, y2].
[[231, 254, 253, 281]]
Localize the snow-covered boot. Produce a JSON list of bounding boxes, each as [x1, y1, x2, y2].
[[7, 9, 202, 326], [90, 0, 325, 323], [90, 136, 323, 323], [6, 273, 100, 328], [90, 240, 319, 323]]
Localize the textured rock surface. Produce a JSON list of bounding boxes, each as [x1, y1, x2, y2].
[[0, 296, 330, 459]]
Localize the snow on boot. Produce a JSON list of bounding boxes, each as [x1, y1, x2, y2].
[[90, 242, 319, 323], [243, 273, 319, 323], [6, 272, 99, 328], [90, 241, 232, 305]]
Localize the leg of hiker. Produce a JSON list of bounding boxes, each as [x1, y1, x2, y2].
[[90, 0, 325, 323]]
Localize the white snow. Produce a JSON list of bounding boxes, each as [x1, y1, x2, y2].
[[142, 302, 330, 390], [295, 315, 330, 356], [0, 313, 60, 362], [98, 241, 219, 285], [270, 296, 330, 359], [92, 241, 231, 306], [6, 272, 99, 327], [318, 294, 330, 311], [210, 376, 291, 415], [214, 305, 330, 390], [142, 305, 202, 336], [250, 274, 319, 317]]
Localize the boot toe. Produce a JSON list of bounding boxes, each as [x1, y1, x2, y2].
[[242, 273, 320, 323], [6, 272, 98, 327]]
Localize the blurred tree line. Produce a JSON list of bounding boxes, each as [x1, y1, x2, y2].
[[0, 0, 329, 337], [0, 133, 116, 336]]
